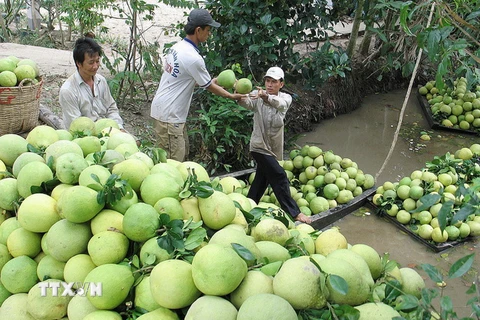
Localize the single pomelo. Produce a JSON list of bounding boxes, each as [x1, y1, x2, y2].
[[12, 152, 45, 178], [94, 118, 120, 135], [74, 136, 102, 156], [6, 227, 42, 258], [135, 307, 179, 320], [191, 243, 248, 295], [16, 161, 53, 199], [139, 236, 171, 266], [0, 134, 28, 167], [315, 228, 348, 256], [64, 254, 96, 285], [114, 142, 139, 157], [289, 229, 315, 255], [56, 185, 104, 223], [177, 161, 210, 182], [123, 202, 160, 242], [50, 183, 75, 201], [55, 152, 89, 185], [354, 302, 401, 320], [67, 295, 98, 320], [27, 279, 71, 319], [150, 259, 201, 309], [0, 217, 21, 245], [56, 129, 73, 141], [350, 243, 383, 280], [134, 276, 161, 312], [0, 178, 20, 211], [219, 176, 242, 194], [36, 254, 66, 281], [150, 162, 184, 186], [273, 257, 327, 309], [198, 190, 236, 230], [228, 192, 252, 212], [230, 270, 273, 309], [83, 310, 122, 320], [255, 240, 291, 262], [140, 173, 182, 206], [252, 218, 290, 246], [14, 64, 36, 82], [327, 248, 374, 288], [69, 116, 95, 136], [0, 57, 16, 72], [106, 132, 137, 150], [153, 197, 184, 221], [237, 293, 298, 320], [127, 151, 155, 169], [88, 230, 129, 265], [90, 209, 124, 235], [399, 267, 425, 298], [46, 219, 92, 262], [180, 197, 202, 222], [85, 264, 134, 309], [44, 139, 84, 167], [17, 58, 39, 77], [1, 255, 38, 293], [112, 158, 150, 193], [85, 149, 125, 170], [185, 295, 238, 320], [26, 125, 59, 149], [208, 227, 262, 264], [0, 293, 36, 319], [106, 185, 139, 214], [217, 69, 236, 89], [78, 164, 112, 191], [236, 78, 253, 94], [0, 70, 17, 87]]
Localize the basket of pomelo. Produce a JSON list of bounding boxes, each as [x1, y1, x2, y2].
[[0, 56, 43, 136]]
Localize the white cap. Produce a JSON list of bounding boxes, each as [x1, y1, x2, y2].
[[264, 67, 284, 80]]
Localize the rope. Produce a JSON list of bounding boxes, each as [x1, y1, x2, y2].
[[375, 2, 436, 181]]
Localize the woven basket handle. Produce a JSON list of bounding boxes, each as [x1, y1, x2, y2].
[[18, 78, 37, 87]]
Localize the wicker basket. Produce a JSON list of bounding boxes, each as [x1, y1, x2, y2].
[[0, 77, 43, 136]]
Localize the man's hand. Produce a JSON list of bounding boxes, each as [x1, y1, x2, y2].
[[254, 86, 268, 103]]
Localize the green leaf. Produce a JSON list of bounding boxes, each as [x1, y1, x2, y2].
[[184, 228, 207, 251], [412, 193, 442, 212], [451, 204, 476, 224], [328, 274, 348, 295], [421, 263, 443, 283], [395, 294, 419, 311], [437, 201, 454, 231], [448, 253, 474, 279], [231, 243, 255, 263]]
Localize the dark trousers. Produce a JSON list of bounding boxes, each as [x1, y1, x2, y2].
[[248, 152, 300, 218]]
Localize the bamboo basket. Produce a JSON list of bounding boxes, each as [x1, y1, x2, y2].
[[0, 77, 43, 136]]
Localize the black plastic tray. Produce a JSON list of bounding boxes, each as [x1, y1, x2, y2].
[[417, 90, 480, 137]]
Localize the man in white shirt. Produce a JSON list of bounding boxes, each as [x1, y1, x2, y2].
[[59, 37, 125, 131], [150, 8, 244, 161]]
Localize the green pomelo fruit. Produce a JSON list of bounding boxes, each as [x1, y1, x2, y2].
[[27, 279, 70, 319], [17, 58, 39, 76], [123, 202, 159, 242], [140, 173, 182, 206], [26, 125, 59, 149], [350, 243, 382, 280], [228, 192, 252, 211], [127, 151, 155, 169], [114, 142, 139, 158], [219, 176, 242, 194], [67, 295, 98, 320], [88, 230, 129, 265], [307, 146, 322, 158], [14, 64, 36, 82], [363, 174, 375, 189], [37, 254, 66, 281], [57, 185, 104, 222], [85, 264, 134, 309], [327, 249, 374, 288], [0, 70, 17, 87], [180, 197, 202, 222], [0, 178, 19, 211], [56, 129, 73, 141], [150, 162, 184, 186], [273, 257, 327, 309], [289, 229, 315, 254], [0, 134, 28, 167], [466, 220, 480, 236], [153, 197, 184, 221], [354, 302, 401, 320], [399, 267, 425, 298], [1, 255, 38, 293], [136, 308, 180, 320], [230, 270, 273, 309], [319, 256, 370, 305], [112, 158, 150, 193], [75, 136, 102, 156], [46, 219, 92, 262], [85, 149, 125, 170], [55, 152, 89, 185], [0, 243, 12, 271], [106, 132, 137, 150], [44, 139, 84, 167], [78, 165, 112, 191], [185, 295, 238, 320], [0, 282, 12, 308], [309, 196, 330, 214], [134, 275, 161, 312], [0, 58, 16, 72], [94, 118, 120, 136], [315, 228, 348, 256], [6, 227, 42, 258], [69, 116, 95, 136], [64, 254, 96, 284], [237, 293, 298, 320], [236, 78, 253, 94], [323, 183, 340, 200], [255, 240, 291, 262], [90, 209, 124, 235], [252, 218, 290, 246], [12, 152, 45, 178], [0, 293, 36, 319], [139, 237, 171, 266], [83, 310, 122, 320], [217, 69, 236, 89], [17, 161, 53, 198], [177, 161, 210, 182], [198, 190, 236, 230], [260, 260, 283, 276], [192, 243, 248, 295], [50, 183, 74, 201], [150, 259, 201, 309], [209, 227, 261, 264], [0, 217, 21, 245]]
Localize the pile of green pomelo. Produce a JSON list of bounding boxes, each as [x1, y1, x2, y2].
[[372, 144, 480, 244], [0, 117, 430, 319], [0, 55, 41, 87], [419, 77, 480, 131]]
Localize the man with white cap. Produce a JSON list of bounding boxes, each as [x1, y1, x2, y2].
[[150, 8, 244, 161], [238, 67, 312, 224]]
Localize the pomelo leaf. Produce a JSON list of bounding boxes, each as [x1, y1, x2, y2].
[[448, 253, 474, 279], [231, 243, 255, 263], [421, 263, 443, 283], [395, 294, 419, 311], [328, 274, 348, 295]]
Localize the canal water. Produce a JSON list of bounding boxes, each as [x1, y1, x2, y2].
[[296, 88, 479, 317]]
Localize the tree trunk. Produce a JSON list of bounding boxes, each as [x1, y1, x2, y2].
[[0, 7, 9, 42], [346, 0, 365, 58], [359, 29, 373, 56]]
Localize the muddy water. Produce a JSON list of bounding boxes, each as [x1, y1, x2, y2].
[[296, 88, 479, 317]]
